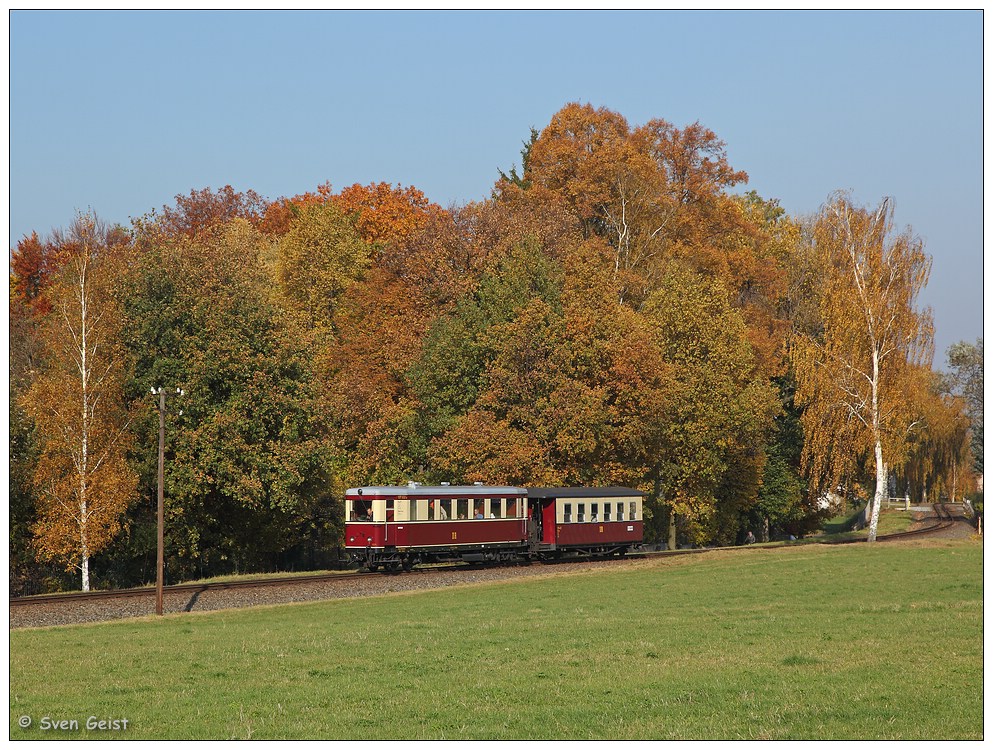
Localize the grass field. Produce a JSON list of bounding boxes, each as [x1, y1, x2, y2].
[[9, 538, 983, 740]]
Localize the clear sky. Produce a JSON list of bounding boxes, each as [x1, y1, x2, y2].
[[8, 10, 984, 368]]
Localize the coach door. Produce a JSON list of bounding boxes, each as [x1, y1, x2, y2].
[[384, 498, 396, 546], [541, 499, 558, 545], [527, 499, 541, 552]]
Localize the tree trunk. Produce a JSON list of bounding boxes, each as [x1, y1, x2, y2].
[[667, 510, 677, 550], [866, 344, 884, 543], [867, 439, 886, 542], [79, 258, 92, 592], [80, 502, 90, 591]]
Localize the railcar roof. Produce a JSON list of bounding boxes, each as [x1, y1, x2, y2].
[[346, 485, 527, 497], [525, 486, 646, 499]]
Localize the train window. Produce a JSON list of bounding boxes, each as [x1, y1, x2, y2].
[[474, 503, 486, 519], [351, 500, 373, 521], [386, 499, 395, 522], [507, 498, 517, 518], [564, 503, 572, 523], [603, 504, 611, 522], [578, 503, 586, 523], [591, 503, 599, 522], [440, 499, 451, 520], [457, 498, 469, 520], [489, 499, 501, 518], [629, 501, 637, 521], [409, 499, 418, 521], [617, 503, 624, 521]]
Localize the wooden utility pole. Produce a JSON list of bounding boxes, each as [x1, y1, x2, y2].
[[153, 386, 184, 616], [156, 388, 166, 616]]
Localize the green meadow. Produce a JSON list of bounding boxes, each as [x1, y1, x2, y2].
[[9, 539, 983, 740]]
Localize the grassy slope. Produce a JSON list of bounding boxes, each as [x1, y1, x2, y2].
[[9, 539, 983, 740], [815, 507, 917, 542]]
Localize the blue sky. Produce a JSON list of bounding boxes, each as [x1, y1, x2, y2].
[[9, 10, 984, 367]]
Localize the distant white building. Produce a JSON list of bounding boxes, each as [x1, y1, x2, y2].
[[818, 490, 844, 511]]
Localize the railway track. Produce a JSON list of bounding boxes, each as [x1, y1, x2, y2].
[[9, 503, 972, 627], [877, 501, 959, 540], [820, 501, 960, 545], [9, 570, 371, 609]]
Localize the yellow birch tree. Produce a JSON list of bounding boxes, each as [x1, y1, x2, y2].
[[792, 193, 933, 541], [21, 214, 137, 590]]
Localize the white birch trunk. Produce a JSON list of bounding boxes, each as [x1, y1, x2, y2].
[[867, 441, 886, 542], [80, 538, 90, 592], [78, 257, 92, 592], [867, 345, 884, 543]]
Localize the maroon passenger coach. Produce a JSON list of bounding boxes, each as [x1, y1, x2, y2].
[[344, 484, 644, 570]]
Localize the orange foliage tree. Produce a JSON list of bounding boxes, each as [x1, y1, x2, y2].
[[527, 103, 753, 304], [152, 185, 269, 240], [20, 215, 138, 590], [259, 182, 334, 235], [792, 194, 934, 541]]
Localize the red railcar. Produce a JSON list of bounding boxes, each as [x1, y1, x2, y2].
[[344, 484, 644, 570], [526, 487, 645, 555]]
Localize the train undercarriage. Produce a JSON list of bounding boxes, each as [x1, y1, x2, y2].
[[354, 543, 634, 572]]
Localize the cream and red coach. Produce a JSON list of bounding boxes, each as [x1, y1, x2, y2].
[[344, 484, 644, 570], [526, 486, 644, 555]]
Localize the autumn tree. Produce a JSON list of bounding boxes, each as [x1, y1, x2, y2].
[[417, 238, 678, 495], [10, 231, 66, 592], [945, 338, 983, 474], [259, 182, 334, 236], [792, 193, 934, 542], [120, 219, 339, 578], [333, 182, 437, 251], [899, 367, 971, 503], [10, 231, 65, 316], [640, 266, 778, 547], [320, 184, 553, 488], [411, 239, 567, 484], [316, 187, 455, 482], [20, 214, 138, 591], [525, 103, 755, 310], [151, 185, 269, 240], [274, 201, 371, 330], [10, 230, 69, 398]]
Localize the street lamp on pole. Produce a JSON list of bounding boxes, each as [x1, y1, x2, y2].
[[152, 386, 184, 616]]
